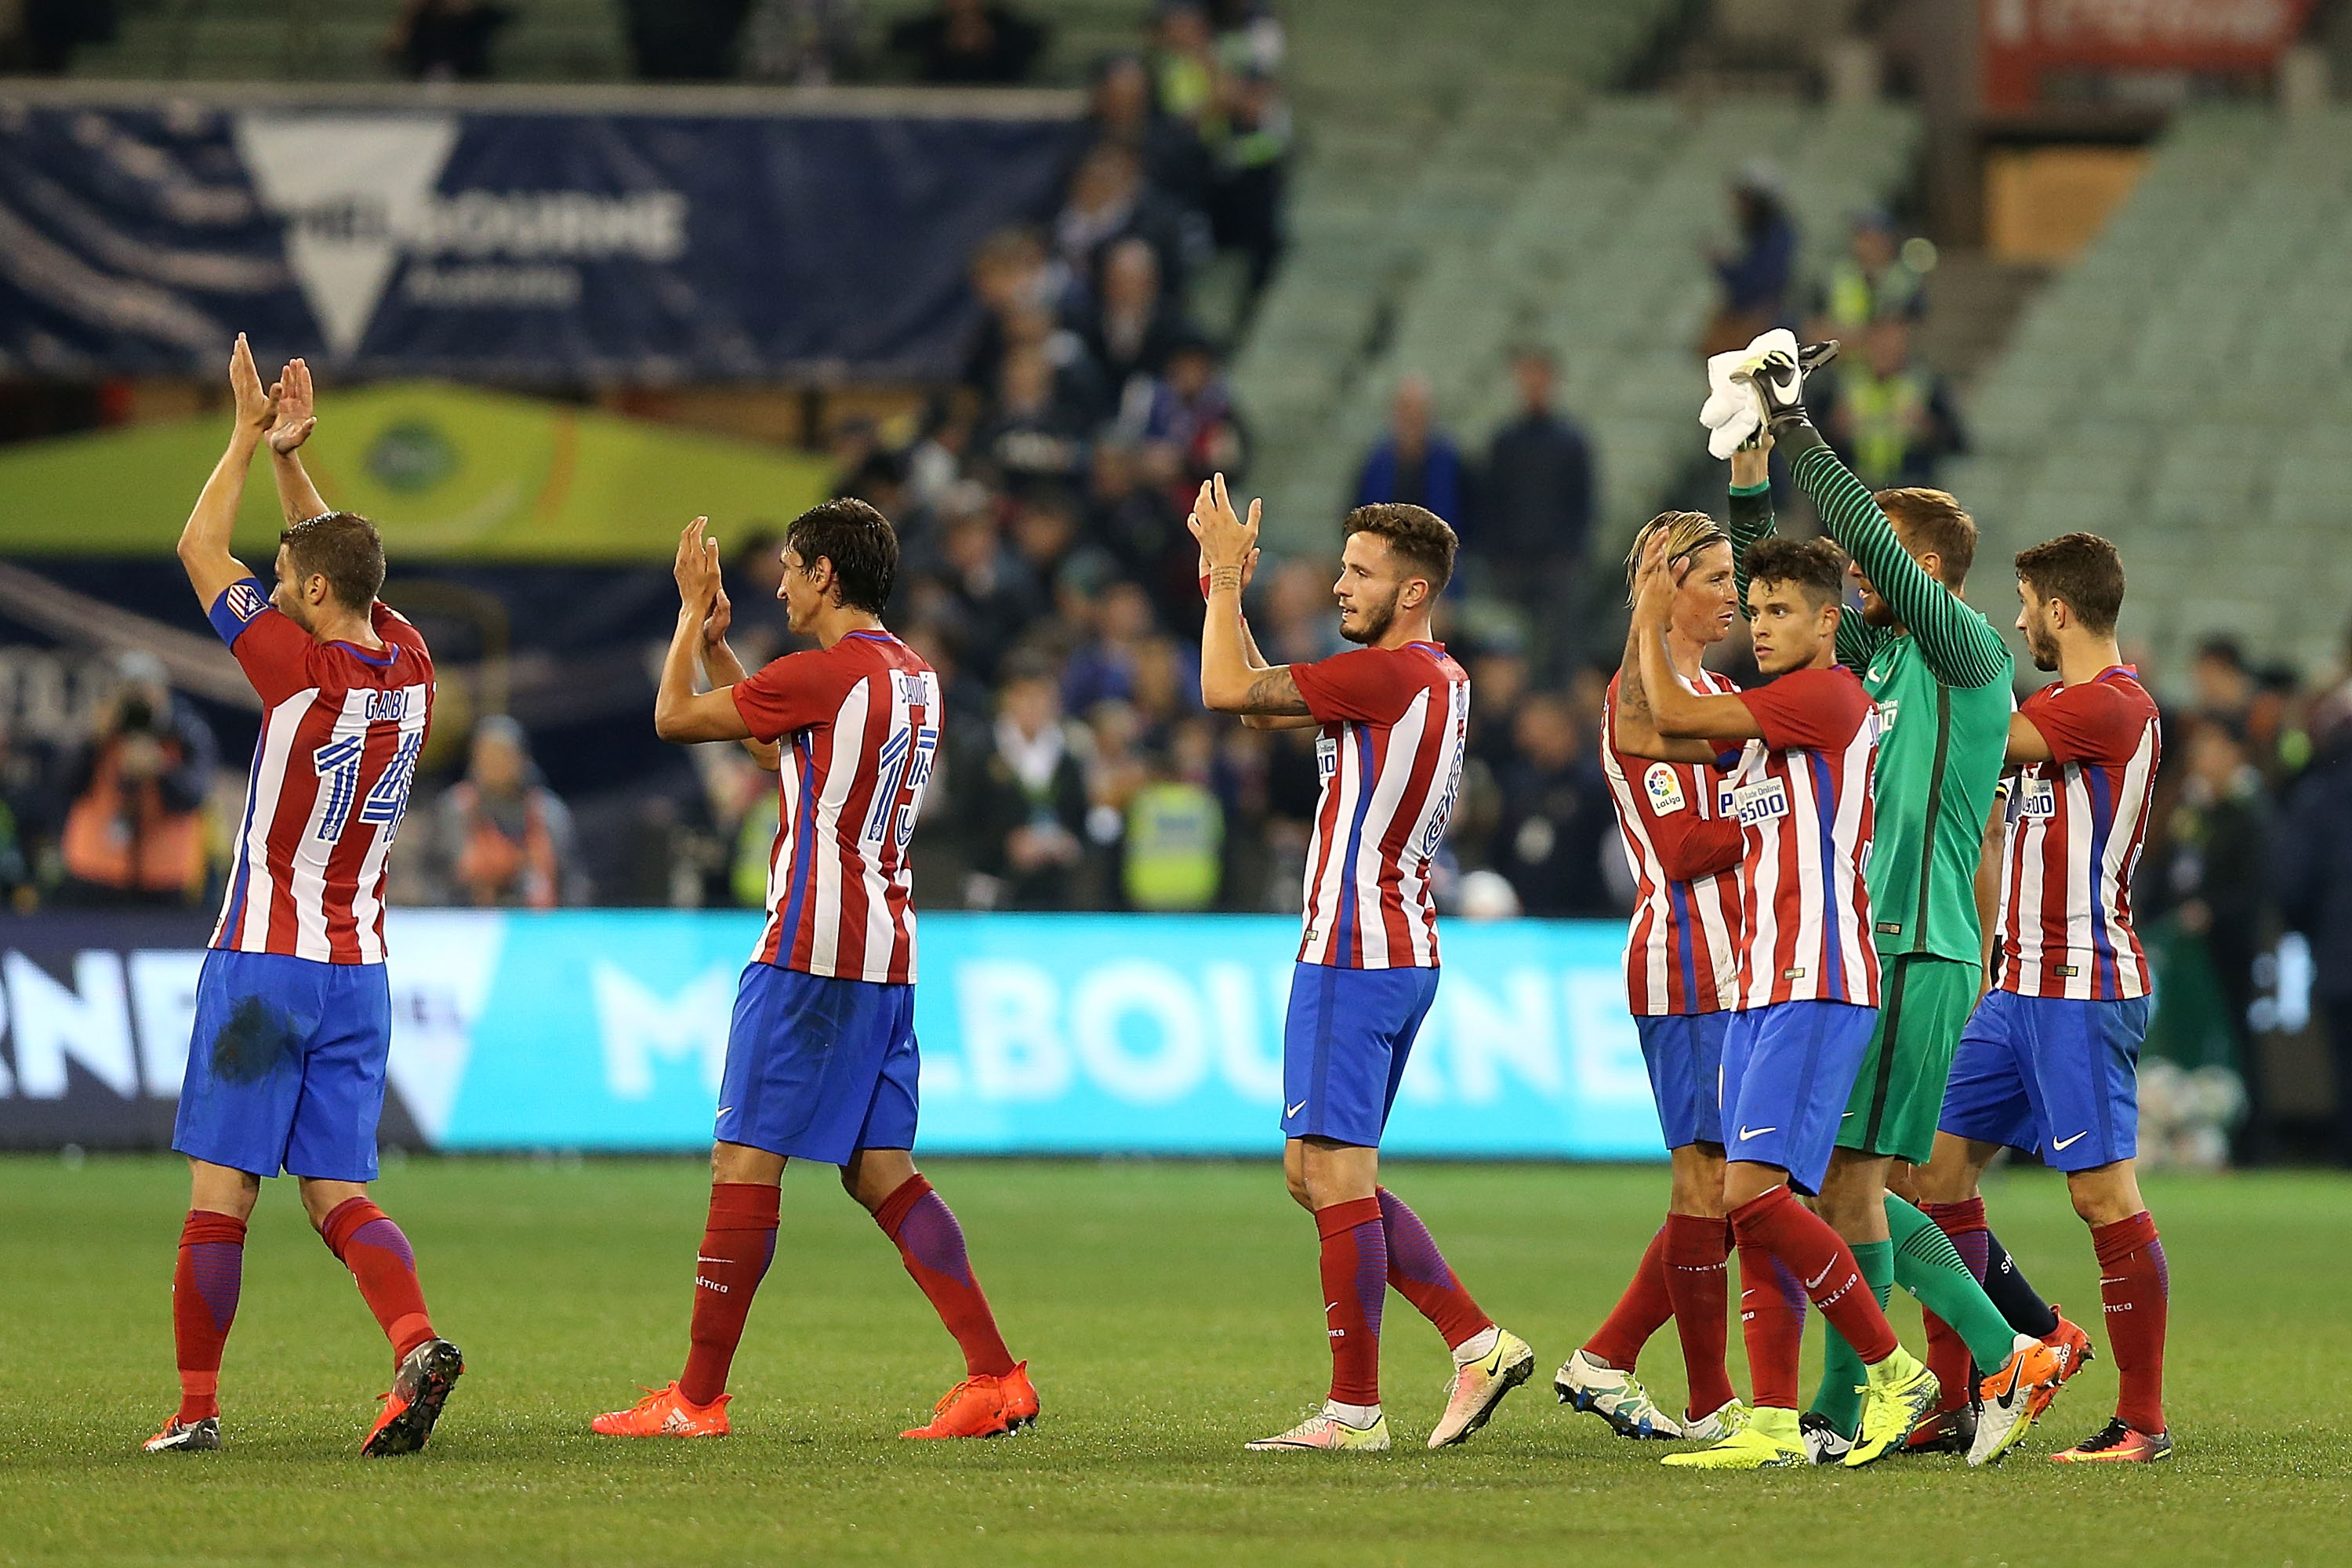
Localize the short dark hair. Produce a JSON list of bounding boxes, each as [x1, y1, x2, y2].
[[786, 498, 898, 615], [2015, 532, 2125, 635], [1746, 535, 1847, 612], [280, 511, 384, 612], [1875, 487, 1976, 590], [2194, 634, 2246, 671], [1344, 503, 1457, 594]]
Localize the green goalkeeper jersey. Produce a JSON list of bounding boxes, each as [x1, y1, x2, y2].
[[1728, 430, 2013, 964]]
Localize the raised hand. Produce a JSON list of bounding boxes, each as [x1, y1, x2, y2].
[[673, 517, 720, 615], [703, 579, 734, 650], [267, 357, 317, 455], [1632, 528, 1679, 626], [228, 333, 276, 440], [1186, 472, 1261, 575]]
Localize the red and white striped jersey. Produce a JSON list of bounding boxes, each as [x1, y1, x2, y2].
[[1290, 641, 1469, 969], [1995, 667, 2161, 1001], [1726, 666, 1881, 1009], [1602, 670, 1744, 1015], [732, 630, 940, 984], [207, 579, 434, 965]]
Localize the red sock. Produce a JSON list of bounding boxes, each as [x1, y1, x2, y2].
[[1731, 1185, 1896, 1367], [1316, 1196, 1386, 1406], [679, 1181, 779, 1406], [319, 1198, 435, 1366], [1375, 1188, 1491, 1349], [1921, 1198, 1990, 1414], [874, 1175, 1015, 1379], [2092, 1210, 2169, 1434], [1584, 1224, 1673, 1372], [1734, 1241, 1804, 1409], [1663, 1212, 1736, 1419], [172, 1210, 246, 1423]]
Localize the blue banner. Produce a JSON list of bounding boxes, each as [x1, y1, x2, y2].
[[387, 910, 1665, 1159], [0, 100, 1080, 379]]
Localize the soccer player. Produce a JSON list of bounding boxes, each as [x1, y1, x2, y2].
[[148, 339, 456, 1456], [593, 503, 1036, 1441], [1557, 510, 1745, 1442], [1729, 348, 2078, 1464], [1915, 532, 2172, 1464], [1620, 530, 1940, 1469], [1190, 475, 1534, 1454]]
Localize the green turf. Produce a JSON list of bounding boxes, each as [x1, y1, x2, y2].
[[2, 1156, 2345, 1566]]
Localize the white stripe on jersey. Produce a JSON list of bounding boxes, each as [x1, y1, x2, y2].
[[350, 684, 430, 964], [804, 676, 871, 977], [231, 688, 318, 952], [1347, 687, 1431, 969]]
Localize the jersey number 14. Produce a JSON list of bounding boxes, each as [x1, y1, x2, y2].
[[312, 730, 425, 844]]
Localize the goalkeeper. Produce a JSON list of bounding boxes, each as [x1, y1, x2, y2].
[[1723, 345, 2087, 1466]]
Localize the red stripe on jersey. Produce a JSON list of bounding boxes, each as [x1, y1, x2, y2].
[[1996, 669, 2161, 1001], [1602, 672, 1745, 1015], [740, 633, 939, 984]]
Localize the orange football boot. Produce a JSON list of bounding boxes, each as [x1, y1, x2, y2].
[[2051, 1417, 2171, 1463], [2030, 1308, 2096, 1422], [590, 1381, 731, 1438], [901, 1362, 1039, 1439]]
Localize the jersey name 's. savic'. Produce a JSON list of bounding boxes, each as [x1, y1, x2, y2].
[[207, 579, 435, 965], [1601, 671, 1744, 1016], [731, 631, 941, 985], [1290, 642, 1470, 971]]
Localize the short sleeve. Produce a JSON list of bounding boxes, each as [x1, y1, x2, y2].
[[209, 579, 315, 705], [1735, 666, 1869, 754], [731, 649, 847, 743], [2024, 680, 2148, 768], [1289, 648, 1414, 726]]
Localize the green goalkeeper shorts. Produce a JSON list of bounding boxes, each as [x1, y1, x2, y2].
[[1838, 954, 1980, 1164]]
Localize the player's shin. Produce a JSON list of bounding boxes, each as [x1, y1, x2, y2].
[[1581, 1224, 1672, 1372], [319, 1198, 435, 1365], [2091, 1210, 2169, 1435], [1663, 1213, 1737, 1420], [681, 1181, 781, 1406], [1888, 1196, 2022, 1374], [1377, 1187, 1494, 1352], [1316, 1197, 1387, 1410], [1734, 1242, 1806, 1410], [874, 1174, 1015, 1379], [1731, 1185, 1897, 1364], [172, 1211, 247, 1422], [1808, 1240, 1893, 1440]]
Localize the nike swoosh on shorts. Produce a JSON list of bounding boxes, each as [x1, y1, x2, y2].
[[2052, 1131, 2089, 1151]]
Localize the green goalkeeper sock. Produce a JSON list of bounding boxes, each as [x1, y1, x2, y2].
[[1808, 1240, 1893, 1440], [1887, 1194, 2020, 1371]]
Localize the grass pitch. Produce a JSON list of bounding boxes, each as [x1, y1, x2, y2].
[[2, 1156, 2345, 1566]]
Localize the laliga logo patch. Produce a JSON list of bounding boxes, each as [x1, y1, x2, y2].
[[226, 582, 268, 622], [1643, 763, 1687, 815]]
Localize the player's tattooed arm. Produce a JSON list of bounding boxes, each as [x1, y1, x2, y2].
[[178, 333, 269, 609], [263, 356, 330, 527], [1192, 474, 1316, 723], [655, 517, 756, 746], [1620, 535, 1740, 762]]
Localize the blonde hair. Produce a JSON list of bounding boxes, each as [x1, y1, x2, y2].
[[1623, 510, 1732, 606]]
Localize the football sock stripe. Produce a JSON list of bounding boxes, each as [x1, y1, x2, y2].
[[1374, 1188, 1492, 1350], [1888, 1194, 2016, 1370], [875, 1174, 1017, 1380], [1809, 1240, 1893, 1440]]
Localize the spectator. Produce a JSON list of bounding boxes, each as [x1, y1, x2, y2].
[[935, 500, 1045, 686], [1491, 691, 1613, 916], [2191, 636, 2257, 727], [963, 227, 1069, 397], [976, 347, 1093, 489], [1062, 579, 1158, 716], [1816, 315, 1967, 490], [740, 0, 862, 84], [1816, 208, 1929, 336], [1085, 52, 1212, 222], [623, 0, 752, 79], [1125, 330, 1248, 512], [887, 0, 1047, 84], [55, 652, 217, 909], [1123, 718, 1224, 910], [7, 0, 116, 74], [1258, 557, 1345, 668], [385, 0, 512, 81], [966, 657, 1091, 909], [1054, 143, 1189, 303], [1081, 238, 1187, 400], [437, 716, 585, 909], [1705, 161, 1798, 355], [1205, 62, 1290, 303], [1481, 345, 1595, 651], [2281, 688, 2352, 1168], [2146, 715, 2276, 1160], [1355, 375, 1470, 531], [1086, 439, 1191, 620]]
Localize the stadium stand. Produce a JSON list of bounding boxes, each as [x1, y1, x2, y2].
[[1945, 106, 2352, 680], [1234, 88, 1921, 554]]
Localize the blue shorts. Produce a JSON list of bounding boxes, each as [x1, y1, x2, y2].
[[1720, 1000, 1878, 1196], [1280, 961, 1441, 1147], [1939, 989, 2148, 1172], [1637, 1013, 1730, 1149], [172, 949, 393, 1183], [714, 962, 920, 1163]]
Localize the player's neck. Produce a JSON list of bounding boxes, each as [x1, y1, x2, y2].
[[811, 607, 886, 650], [1371, 611, 1436, 652], [2056, 634, 2123, 688], [1666, 629, 1709, 682], [309, 605, 382, 651]]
